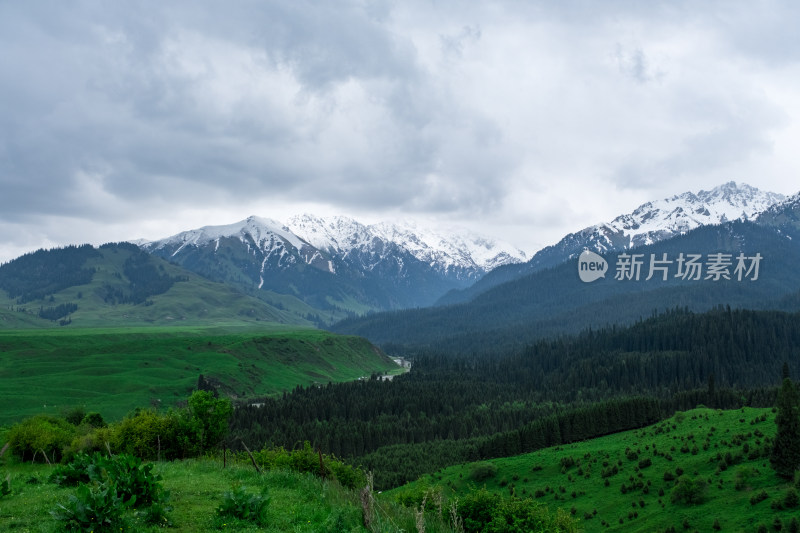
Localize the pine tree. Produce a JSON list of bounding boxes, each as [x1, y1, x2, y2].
[[770, 378, 800, 479]]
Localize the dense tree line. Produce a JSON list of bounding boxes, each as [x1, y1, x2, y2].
[[38, 302, 78, 321], [0, 244, 98, 303], [98, 243, 187, 305], [229, 308, 793, 489], [334, 222, 800, 353]]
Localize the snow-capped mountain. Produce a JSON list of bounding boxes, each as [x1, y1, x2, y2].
[[438, 181, 787, 306], [286, 214, 525, 276], [139, 215, 526, 319], [587, 181, 785, 251], [757, 191, 800, 229]]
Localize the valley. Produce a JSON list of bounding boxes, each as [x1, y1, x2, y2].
[[1, 182, 800, 531]]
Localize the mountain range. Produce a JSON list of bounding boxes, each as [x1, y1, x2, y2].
[[1, 181, 798, 332], [437, 181, 789, 305], [334, 185, 800, 353], [139, 215, 526, 323]]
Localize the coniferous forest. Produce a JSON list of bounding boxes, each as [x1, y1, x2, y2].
[[229, 307, 797, 489]]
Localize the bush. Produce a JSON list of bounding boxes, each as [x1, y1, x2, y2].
[[785, 488, 800, 509], [670, 476, 708, 505], [458, 488, 579, 533], [470, 462, 499, 482], [7, 415, 77, 463], [51, 482, 124, 532], [216, 485, 270, 525], [749, 489, 769, 505]]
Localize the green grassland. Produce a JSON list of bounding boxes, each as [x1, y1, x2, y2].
[[0, 327, 399, 425], [0, 458, 459, 533], [391, 407, 800, 533]]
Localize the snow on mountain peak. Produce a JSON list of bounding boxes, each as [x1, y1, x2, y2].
[[602, 181, 785, 248], [287, 215, 527, 272]]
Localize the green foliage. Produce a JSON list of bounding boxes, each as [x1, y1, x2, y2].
[[62, 406, 87, 426], [470, 462, 499, 482], [102, 453, 165, 506], [51, 481, 125, 532], [670, 476, 708, 505], [50, 452, 101, 487], [0, 472, 11, 498], [49, 452, 171, 530], [81, 412, 106, 428], [216, 484, 270, 525], [187, 390, 232, 453], [7, 414, 77, 462], [114, 408, 188, 460], [249, 441, 366, 490], [771, 378, 800, 479], [458, 488, 578, 533], [50, 452, 167, 507], [784, 487, 799, 508]]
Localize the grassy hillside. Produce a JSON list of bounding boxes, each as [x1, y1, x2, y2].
[[0, 326, 399, 425], [0, 457, 460, 533], [391, 407, 800, 533], [0, 243, 318, 329]]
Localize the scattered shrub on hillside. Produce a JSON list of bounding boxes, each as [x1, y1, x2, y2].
[[1, 473, 11, 498], [458, 488, 579, 533], [749, 489, 769, 505], [470, 462, 499, 482], [670, 476, 708, 505], [784, 488, 799, 509]]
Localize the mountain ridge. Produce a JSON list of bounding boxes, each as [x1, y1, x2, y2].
[[437, 181, 788, 306]]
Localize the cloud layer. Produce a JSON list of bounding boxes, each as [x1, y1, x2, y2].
[[1, 1, 799, 260]]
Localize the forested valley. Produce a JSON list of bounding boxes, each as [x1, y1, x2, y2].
[[230, 307, 798, 489]]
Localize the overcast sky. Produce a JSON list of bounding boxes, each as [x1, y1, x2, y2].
[[2, 0, 800, 263]]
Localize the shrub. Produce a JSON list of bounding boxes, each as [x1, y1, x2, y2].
[[785, 488, 800, 509], [51, 482, 124, 532], [670, 476, 708, 505], [49, 452, 101, 487], [749, 489, 769, 505], [459, 489, 579, 533], [216, 485, 270, 525], [7, 415, 77, 463], [1, 473, 11, 498], [470, 462, 499, 482]]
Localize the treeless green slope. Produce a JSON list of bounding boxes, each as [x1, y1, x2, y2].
[[0, 327, 398, 425]]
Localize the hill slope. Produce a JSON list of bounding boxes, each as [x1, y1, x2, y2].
[[335, 221, 800, 353], [391, 406, 798, 533], [0, 326, 398, 425], [0, 242, 311, 328]]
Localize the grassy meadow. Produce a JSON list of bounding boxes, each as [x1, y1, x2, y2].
[[0, 456, 462, 533], [0, 326, 399, 425], [391, 407, 800, 533]]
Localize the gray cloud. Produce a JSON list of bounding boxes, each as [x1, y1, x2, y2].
[[1, 1, 799, 261]]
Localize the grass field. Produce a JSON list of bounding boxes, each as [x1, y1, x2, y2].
[[0, 326, 399, 425], [390, 407, 800, 533], [0, 457, 461, 533]]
